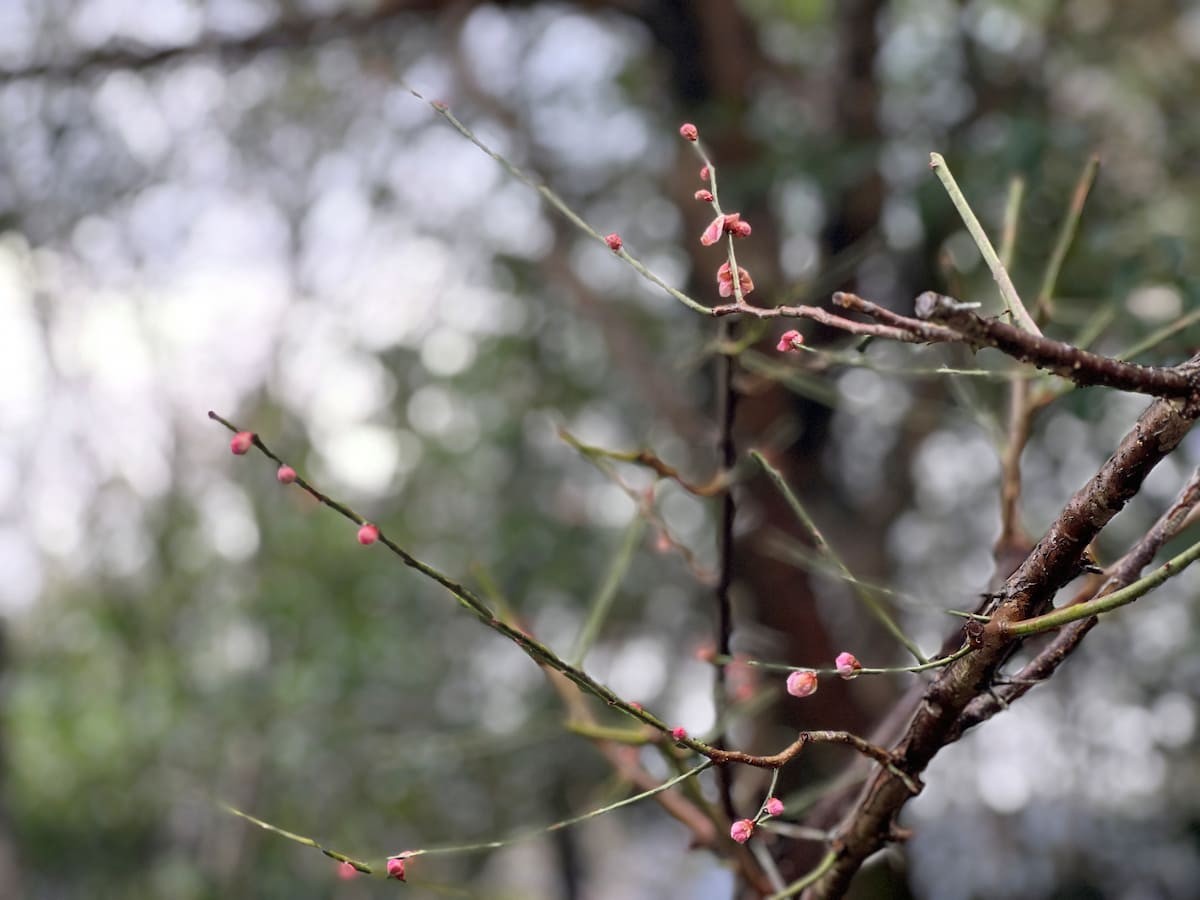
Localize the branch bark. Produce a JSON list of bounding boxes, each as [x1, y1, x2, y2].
[[806, 374, 1200, 898]]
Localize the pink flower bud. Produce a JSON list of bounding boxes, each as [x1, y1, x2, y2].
[[276, 465, 297, 484], [700, 215, 725, 246], [835, 651, 863, 678], [670, 726, 688, 742], [629, 701, 643, 711], [717, 261, 754, 298], [694, 189, 714, 202], [730, 819, 755, 844], [679, 122, 699, 141], [786, 669, 818, 698], [722, 213, 752, 238], [337, 861, 358, 880], [699, 165, 710, 181], [765, 797, 784, 817], [386, 857, 406, 881], [230, 431, 254, 455], [694, 643, 716, 663], [604, 232, 623, 252], [776, 329, 804, 352], [357, 523, 380, 545]]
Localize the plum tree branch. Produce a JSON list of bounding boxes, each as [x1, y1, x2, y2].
[[807, 383, 1200, 898]]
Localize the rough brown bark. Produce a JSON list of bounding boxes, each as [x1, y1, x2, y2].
[[808, 375, 1200, 897]]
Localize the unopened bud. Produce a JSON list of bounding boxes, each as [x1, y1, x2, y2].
[[786, 669, 818, 698], [835, 652, 863, 679], [730, 819, 755, 844]]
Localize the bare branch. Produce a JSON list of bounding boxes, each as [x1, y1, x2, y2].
[[808, 384, 1200, 897]]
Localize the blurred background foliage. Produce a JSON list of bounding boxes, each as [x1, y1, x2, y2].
[[4, 1, 1200, 898]]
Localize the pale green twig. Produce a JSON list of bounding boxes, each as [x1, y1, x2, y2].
[[750, 450, 928, 663], [1005, 535, 1200, 637], [929, 152, 1040, 335], [571, 514, 646, 664], [410, 88, 711, 315], [1119, 307, 1200, 362], [768, 851, 838, 899], [1035, 154, 1100, 321], [400, 760, 714, 859]]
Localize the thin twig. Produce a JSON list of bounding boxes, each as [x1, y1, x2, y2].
[[1002, 535, 1200, 637], [929, 152, 1041, 334], [912, 291, 1198, 398], [751, 450, 927, 663], [1035, 154, 1100, 322]]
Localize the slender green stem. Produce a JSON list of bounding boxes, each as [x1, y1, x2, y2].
[[1035, 154, 1099, 321], [412, 88, 712, 315], [209, 412, 681, 739], [1119, 306, 1200, 361], [751, 450, 927, 663], [225, 761, 714, 873], [724, 643, 971, 677], [929, 152, 1040, 335], [768, 850, 838, 899], [223, 804, 375, 874], [571, 514, 646, 664], [999, 174, 1025, 269], [401, 760, 714, 859], [1006, 536, 1200, 637]]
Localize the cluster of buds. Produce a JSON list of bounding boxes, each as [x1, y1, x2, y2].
[[682, 123, 755, 305]]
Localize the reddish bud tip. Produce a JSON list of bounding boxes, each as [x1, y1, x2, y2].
[[699, 165, 710, 181], [230, 431, 254, 455], [694, 189, 714, 202], [694, 643, 716, 663], [276, 465, 297, 484], [357, 523, 380, 546], [765, 797, 784, 817], [431, 100, 449, 111], [604, 232, 623, 252], [679, 122, 699, 141], [835, 652, 863, 679], [786, 669, 818, 698], [730, 819, 755, 844], [629, 701, 643, 711], [776, 330, 804, 352], [337, 861, 358, 880], [670, 726, 688, 742], [386, 857, 406, 881]]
